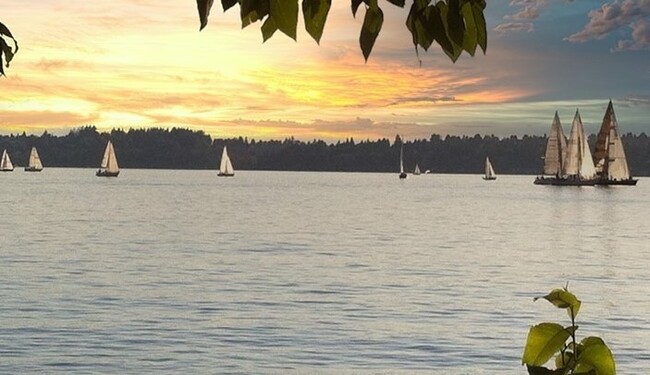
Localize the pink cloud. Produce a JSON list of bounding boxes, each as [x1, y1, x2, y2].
[[494, 22, 535, 33]]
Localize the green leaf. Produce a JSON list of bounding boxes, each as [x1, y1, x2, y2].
[[471, 2, 487, 53], [436, 1, 462, 62], [522, 323, 575, 367], [271, 0, 299, 40], [445, 0, 464, 47], [359, 2, 384, 61], [460, 2, 477, 56], [240, 0, 270, 28], [196, 0, 215, 30], [406, 0, 433, 51], [534, 288, 582, 319], [261, 16, 278, 42], [222, 0, 238, 11], [526, 366, 567, 375], [302, 0, 331, 44], [574, 337, 616, 375]]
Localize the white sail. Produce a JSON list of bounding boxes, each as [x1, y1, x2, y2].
[[594, 100, 632, 181], [28, 147, 43, 170], [100, 141, 119, 173], [1, 149, 14, 171], [485, 157, 496, 179], [414, 163, 421, 175], [543, 111, 567, 176], [219, 146, 234, 175], [563, 110, 596, 179]]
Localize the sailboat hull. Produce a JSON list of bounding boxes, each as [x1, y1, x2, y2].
[[96, 170, 119, 177], [596, 178, 638, 186], [24, 167, 43, 172], [483, 176, 496, 181], [217, 172, 234, 177], [534, 176, 596, 186], [399, 172, 407, 179], [0, 169, 13, 172]]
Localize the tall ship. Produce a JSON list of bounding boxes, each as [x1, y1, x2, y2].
[[96, 140, 120, 177], [535, 110, 597, 186], [24, 146, 44, 172], [0, 149, 14, 172], [592, 100, 637, 185]]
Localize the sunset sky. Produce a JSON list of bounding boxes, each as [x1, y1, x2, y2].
[[1, 0, 648, 141]]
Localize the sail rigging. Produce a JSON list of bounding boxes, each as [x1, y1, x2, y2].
[[97, 141, 119, 176], [593, 100, 633, 181], [484, 157, 496, 180], [27, 147, 43, 171], [562, 110, 596, 180]]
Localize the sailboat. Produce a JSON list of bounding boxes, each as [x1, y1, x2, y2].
[[534, 111, 567, 185], [1, 149, 14, 172], [218, 145, 235, 177], [96, 140, 120, 177], [413, 163, 421, 175], [483, 157, 496, 180], [24, 147, 44, 172], [398, 143, 407, 179], [592, 100, 637, 186]]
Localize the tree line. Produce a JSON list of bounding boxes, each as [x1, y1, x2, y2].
[[1, 126, 649, 176]]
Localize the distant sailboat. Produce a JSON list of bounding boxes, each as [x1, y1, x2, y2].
[[96, 140, 120, 177], [24, 147, 44, 172], [483, 157, 496, 180], [534, 111, 568, 185], [1, 149, 14, 172], [218, 145, 235, 177], [413, 163, 421, 175], [398, 143, 407, 179], [593, 100, 637, 186]]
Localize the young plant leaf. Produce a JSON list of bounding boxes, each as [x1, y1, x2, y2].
[[197, 0, 215, 30], [303, 0, 331, 44], [351, 0, 364, 17], [460, 2, 477, 56], [574, 337, 616, 375], [445, 0, 464, 47], [271, 0, 299, 40], [222, 0, 238, 12], [359, 2, 384, 61], [471, 2, 487, 53], [522, 323, 575, 367], [534, 288, 581, 319]]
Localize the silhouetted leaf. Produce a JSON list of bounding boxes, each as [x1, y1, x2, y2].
[[460, 2, 477, 56], [197, 0, 215, 30], [271, 0, 299, 40], [351, 0, 363, 17], [303, 0, 331, 44], [385, 0, 405, 7], [240, 0, 270, 28], [406, 0, 433, 51], [436, 1, 462, 62], [261, 16, 278, 42], [446, 0, 464, 46], [359, 2, 383, 61], [222, 0, 238, 11], [472, 2, 487, 53], [522, 323, 576, 367]]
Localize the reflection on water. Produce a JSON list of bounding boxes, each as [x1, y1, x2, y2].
[[1, 169, 649, 373]]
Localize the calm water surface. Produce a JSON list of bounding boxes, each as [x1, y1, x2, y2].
[[1, 169, 649, 374]]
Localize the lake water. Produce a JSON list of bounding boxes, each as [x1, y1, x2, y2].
[[1, 169, 649, 374]]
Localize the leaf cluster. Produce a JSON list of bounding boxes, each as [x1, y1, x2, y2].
[[196, 0, 487, 62], [523, 287, 616, 375], [0, 22, 19, 77]]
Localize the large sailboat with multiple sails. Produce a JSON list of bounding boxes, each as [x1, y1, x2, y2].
[[592, 100, 637, 185], [535, 110, 597, 186], [24, 147, 44, 172], [1, 149, 14, 172], [96, 140, 120, 177], [218, 145, 235, 177]]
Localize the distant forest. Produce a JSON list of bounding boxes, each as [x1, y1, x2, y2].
[[1, 126, 649, 176]]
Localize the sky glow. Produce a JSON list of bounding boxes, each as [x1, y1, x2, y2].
[[1, 0, 649, 141]]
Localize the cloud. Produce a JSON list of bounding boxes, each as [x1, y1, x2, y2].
[[494, 22, 535, 33], [505, 6, 541, 20], [566, 0, 650, 50]]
